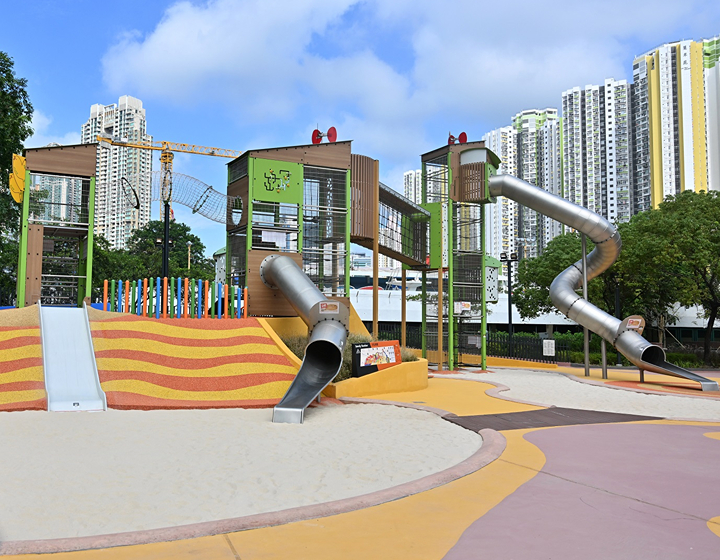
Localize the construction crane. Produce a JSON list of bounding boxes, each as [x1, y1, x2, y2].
[[96, 135, 243, 278]]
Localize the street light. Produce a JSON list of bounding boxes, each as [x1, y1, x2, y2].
[[499, 251, 519, 358], [187, 241, 192, 271]]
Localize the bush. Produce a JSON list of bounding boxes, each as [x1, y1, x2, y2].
[[280, 332, 416, 383]]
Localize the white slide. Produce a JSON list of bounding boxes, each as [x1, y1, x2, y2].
[[39, 302, 107, 411]]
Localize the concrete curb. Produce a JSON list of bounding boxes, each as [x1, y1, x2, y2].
[[0, 415, 505, 555]]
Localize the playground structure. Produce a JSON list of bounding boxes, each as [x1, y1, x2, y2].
[[6, 134, 718, 423]]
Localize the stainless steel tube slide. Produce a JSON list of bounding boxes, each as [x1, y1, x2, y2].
[[489, 174, 718, 391], [260, 255, 350, 422]]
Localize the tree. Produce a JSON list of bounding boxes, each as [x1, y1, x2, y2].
[[0, 52, 33, 303], [513, 232, 611, 319], [640, 191, 720, 363], [125, 220, 216, 281]]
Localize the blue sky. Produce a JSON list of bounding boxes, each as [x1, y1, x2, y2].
[[6, 0, 720, 256]]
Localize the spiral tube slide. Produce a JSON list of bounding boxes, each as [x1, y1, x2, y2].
[[260, 255, 350, 423], [489, 175, 718, 391]]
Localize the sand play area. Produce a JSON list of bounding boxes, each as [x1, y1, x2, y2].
[[0, 403, 481, 542]]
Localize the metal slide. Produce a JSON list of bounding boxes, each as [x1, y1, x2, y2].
[[39, 302, 107, 411], [260, 255, 350, 423], [489, 175, 719, 391]]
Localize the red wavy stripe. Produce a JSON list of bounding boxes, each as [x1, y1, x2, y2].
[[94, 350, 292, 369], [98, 370, 295, 391], [106, 393, 280, 410], [0, 381, 45, 391], [0, 358, 43, 374], [91, 330, 274, 347], [0, 326, 38, 332], [0, 399, 47, 411], [93, 316, 261, 330], [0, 336, 41, 351]]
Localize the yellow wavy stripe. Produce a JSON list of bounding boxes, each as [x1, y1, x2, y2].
[[92, 338, 284, 358], [101, 379, 292, 400], [0, 329, 40, 342], [0, 367, 45, 384], [0, 389, 46, 405], [91, 322, 269, 340], [96, 358, 297, 377], [0, 346, 42, 363], [704, 432, 720, 441], [708, 516, 720, 538]]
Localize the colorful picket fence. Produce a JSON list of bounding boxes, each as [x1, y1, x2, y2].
[[102, 278, 248, 319]]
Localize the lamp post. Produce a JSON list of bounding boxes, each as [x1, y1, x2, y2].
[[500, 252, 519, 358], [187, 241, 192, 271]]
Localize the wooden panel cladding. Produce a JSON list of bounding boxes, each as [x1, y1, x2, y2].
[[350, 154, 375, 240], [25, 225, 43, 306], [25, 144, 98, 178], [250, 141, 352, 170], [458, 162, 487, 203], [226, 175, 249, 231], [246, 250, 303, 317]]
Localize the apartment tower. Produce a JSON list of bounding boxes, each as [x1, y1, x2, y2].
[[81, 95, 152, 249]]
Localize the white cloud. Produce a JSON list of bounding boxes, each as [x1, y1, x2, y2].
[[25, 110, 81, 148], [101, 0, 720, 180]]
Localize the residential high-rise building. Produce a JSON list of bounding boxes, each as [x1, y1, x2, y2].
[[403, 169, 422, 204], [81, 95, 152, 249], [562, 79, 632, 223], [632, 36, 719, 207], [483, 110, 561, 259]]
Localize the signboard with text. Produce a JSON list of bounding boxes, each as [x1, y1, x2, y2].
[[351, 340, 402, 378]]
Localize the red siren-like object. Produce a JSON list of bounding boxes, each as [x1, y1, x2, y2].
[[448, 131, 468, 145], [312, 126, 338, 144]]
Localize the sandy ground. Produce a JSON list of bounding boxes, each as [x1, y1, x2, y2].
[[451, 368, 720, 420], [0, 403, 481, 542]]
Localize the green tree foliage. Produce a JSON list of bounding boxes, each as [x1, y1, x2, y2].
[[513, 232, 610, 319], [93, 220, 216, 295], [513, 191, 720, 364], [0, 52, 33, 300]]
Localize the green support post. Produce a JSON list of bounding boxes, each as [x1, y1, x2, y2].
[[16, 169, 31, 307], [447, 199, 454, 371], [110, 280, 116, 312], [211, 282, 216, 319], [245, 158, 254, 293], [85, 177, 96, 301], [421, 270, 427, 359], [170, 277, 175, 318], [446, 153, 454, 371], [149, 277, 154, 316], [481, 204, 487, 370]]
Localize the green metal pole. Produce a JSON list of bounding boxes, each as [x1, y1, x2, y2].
[[421, 270, 427, 359], [110, 280, 116, 312], [211, 282, 216, 319], [447, 199, 455, 371], [16, 169, 31, 307], [170, 276, 175, 318], [481, 204, 487, 370], [85, 177, 96, 301], [149, 277, 154, 316]]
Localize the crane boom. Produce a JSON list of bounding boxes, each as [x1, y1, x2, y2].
[[96, 135, 243, 158]]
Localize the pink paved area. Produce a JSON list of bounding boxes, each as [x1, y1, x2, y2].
[[444, 423, 720, 559]]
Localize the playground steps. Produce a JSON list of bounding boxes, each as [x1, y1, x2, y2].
[[88, 311, 299, 409]]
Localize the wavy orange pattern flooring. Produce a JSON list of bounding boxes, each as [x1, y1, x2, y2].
[[0, 326, 47, 411], [90, 315, 298, 410]]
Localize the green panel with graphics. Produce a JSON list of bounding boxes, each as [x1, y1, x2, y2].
[[251, 158, 303, 204], [421, 202, 443, 268]]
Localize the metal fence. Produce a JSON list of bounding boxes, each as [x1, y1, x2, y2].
[[484, 331, 571, 364]]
